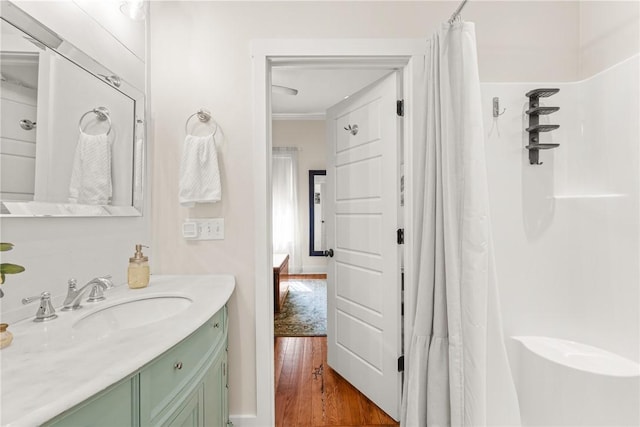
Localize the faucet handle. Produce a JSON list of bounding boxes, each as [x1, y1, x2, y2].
[[99, 275, 113, 288], [86, 276, 114, 303], [67, 278, 78, 290], [22, 291, 58, 322], [87, 283, 108, 302], [22, 293, 44, 304], [87, 286, 105, 303]]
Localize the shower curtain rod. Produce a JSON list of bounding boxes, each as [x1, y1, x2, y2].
[[448, 0, 469, 23]]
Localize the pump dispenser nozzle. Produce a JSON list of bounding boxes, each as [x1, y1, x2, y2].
[[130, 244, 149, 262]]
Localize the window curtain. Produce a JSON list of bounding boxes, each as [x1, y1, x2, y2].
[[401, 21, 521, 426], [272, 147, 302, 273]]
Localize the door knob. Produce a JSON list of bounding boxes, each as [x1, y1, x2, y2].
[[324, 249, 334, 258]]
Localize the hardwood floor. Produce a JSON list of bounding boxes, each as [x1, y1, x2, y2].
[[275, 337, 398, 427]]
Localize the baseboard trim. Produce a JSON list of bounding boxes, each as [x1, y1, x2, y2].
[[229, 414, 259, 426], [301, 265, 327, 274]]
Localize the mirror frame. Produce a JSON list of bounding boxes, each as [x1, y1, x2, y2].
[[308, 169, 326, 256], [0, 2, 146, 217]]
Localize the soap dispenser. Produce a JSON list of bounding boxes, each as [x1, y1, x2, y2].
[[128, 244, 149, 289]]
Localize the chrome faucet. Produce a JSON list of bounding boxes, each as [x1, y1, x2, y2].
[[61, 276, 113, 311]]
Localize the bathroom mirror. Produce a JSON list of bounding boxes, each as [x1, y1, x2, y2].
[[0, 3, 145, 217], [309, 170, 326, 256]]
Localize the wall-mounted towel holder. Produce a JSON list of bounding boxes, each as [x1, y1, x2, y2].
[[525, 88, 560, 165], [493, 97, 506, 117], [78, 106, 112, 135], [185, 108, 219, 137], [19, 119, 36, 130], [344, 124, 358, 136]]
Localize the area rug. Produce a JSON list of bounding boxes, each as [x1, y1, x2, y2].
[[274, 280, 326, 337]]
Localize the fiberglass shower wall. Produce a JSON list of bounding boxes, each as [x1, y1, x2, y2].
[[481, 53, 640, 363]]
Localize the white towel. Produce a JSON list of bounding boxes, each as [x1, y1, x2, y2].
[[179, 134, 221, 207], [68, 132, 112, 205]]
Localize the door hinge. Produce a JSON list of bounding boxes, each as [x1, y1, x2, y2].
[[397, 228, 404, 245], [397, 99, 404, 117], [397, 355, 405, 372]]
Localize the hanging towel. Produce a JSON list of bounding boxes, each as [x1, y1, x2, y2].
[[69, 132, 112, 205], [179, 133, 221, 207]]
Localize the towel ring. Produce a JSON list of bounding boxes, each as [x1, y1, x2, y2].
[[185, 108, 219, 137], [79, 107, 112, 135]]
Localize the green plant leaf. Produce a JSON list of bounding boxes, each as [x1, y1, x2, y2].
[[0, 263, 25, 274], [0, 243, 15, 252]]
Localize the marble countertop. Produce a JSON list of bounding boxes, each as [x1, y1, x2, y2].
[[0, 274, 235, 426]]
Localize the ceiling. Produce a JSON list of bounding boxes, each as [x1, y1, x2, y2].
[[271, 68, 393, 118]]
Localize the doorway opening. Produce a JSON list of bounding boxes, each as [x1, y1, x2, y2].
[[271, 66, 401, 425], [271, 67, 391, 337], [251, 39, 425, 427]]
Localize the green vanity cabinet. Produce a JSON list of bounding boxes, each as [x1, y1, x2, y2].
[[44, 306, 228, 427], [45, 376, 137, 427]]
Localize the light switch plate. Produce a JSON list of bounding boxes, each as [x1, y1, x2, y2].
[[182, 222, 198, 239], [183, 218, 224, 240]]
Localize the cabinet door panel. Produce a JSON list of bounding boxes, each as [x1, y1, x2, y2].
[[141, 311, 224, 423], [203, 346, 226, 427], [165, 384, 204, 427], [45, 377, 134, 427]]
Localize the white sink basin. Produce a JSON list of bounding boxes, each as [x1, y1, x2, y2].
[[73, 295, 192, 333]]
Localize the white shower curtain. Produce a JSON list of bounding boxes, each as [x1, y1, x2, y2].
[[401, 22, 521, 426], [272, 148, 302, 273]]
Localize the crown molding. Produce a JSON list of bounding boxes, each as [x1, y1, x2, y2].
[[272, 113, 326, 121]]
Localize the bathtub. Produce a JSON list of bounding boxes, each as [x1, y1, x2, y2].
[[510, 336, 640, 426]]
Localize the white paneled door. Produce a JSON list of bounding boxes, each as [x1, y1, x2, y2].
[[325, 71, 401, 420]]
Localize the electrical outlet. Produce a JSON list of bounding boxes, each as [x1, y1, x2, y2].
[[183, 218, 224, 240]]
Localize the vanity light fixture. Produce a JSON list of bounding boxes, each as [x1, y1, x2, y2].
[[120, 0, 146, 21]]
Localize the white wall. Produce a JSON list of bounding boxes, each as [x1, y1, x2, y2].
[[148, 1, 583, 418], [272, 120, 328, 274], [579, 1, 640, 79], [0, 1, 149, 323], [565, 56, 639, 360]]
